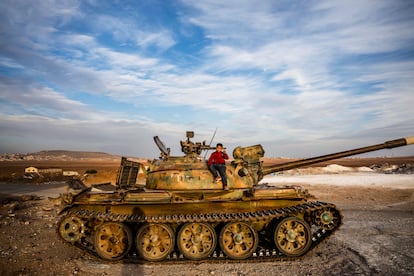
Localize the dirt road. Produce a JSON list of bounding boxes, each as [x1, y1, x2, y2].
[[0, 177, 413, 275]]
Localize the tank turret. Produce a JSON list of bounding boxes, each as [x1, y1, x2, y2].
[[145, 134, 413, 190], [56, 132, 413, 262]]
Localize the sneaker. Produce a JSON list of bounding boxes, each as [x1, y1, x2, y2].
[[214, 177, 222, 182], [223, 186, 229, 190]]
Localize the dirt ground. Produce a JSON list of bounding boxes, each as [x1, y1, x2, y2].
[[0, 162, 413, 275]]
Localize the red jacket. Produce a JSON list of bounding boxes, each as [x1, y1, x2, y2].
[[208, 151, 229, 166]]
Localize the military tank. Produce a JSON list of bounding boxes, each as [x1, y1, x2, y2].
[[57, 132, 413, 262]]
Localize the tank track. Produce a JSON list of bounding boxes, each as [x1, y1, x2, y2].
[[58, 201, 342, 262]]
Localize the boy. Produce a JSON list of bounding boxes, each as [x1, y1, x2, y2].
[[208, 143, 229, 190]]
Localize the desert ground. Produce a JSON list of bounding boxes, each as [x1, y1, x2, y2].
[[0, 157, 413, 275]]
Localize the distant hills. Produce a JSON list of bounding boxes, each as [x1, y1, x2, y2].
[[35, 150, 117, 159], [0, 150, 120, 161]]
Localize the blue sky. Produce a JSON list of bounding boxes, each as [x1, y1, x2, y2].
[[1, 0, 414, 158]]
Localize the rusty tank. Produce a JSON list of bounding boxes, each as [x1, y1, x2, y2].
[[57, 132, 414, 261]]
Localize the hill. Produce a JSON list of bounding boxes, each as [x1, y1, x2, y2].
[[35, 150, 117, 159], [0, 150, 120, 161]]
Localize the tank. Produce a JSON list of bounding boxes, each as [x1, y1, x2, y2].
[[57, 132, 414, 261]]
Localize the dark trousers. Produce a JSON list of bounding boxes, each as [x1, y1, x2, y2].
[[210, 164, 227, 187]]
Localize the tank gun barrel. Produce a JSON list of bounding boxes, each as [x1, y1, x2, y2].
[[262, 136, 414, 175]]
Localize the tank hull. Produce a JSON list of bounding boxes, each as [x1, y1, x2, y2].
[[58, 185, 342, 261]]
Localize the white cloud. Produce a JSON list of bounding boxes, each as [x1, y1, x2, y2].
[[90, 13, 176, 52], [0, 78, 96, 120], [0, 113, 206, 156], [0, 0, 413, 157], [184, 0, 283, 41], [93, 47, 160, 68], [135, 30, 176, 50]]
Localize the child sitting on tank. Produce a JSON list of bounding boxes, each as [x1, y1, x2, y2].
[[208, 143, 229, 190]]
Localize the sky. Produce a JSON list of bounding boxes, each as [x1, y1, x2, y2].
[[1, 0, 414, 158]]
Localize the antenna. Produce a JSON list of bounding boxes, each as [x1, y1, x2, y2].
[[204, 127, 218, 158]]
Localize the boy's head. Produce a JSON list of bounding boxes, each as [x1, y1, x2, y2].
[[216, 143, 223, 151]]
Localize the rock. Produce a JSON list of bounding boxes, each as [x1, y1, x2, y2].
[[48, 196, 62, 206], [21, 195, 36, 201], [4, 202, 19, 210]]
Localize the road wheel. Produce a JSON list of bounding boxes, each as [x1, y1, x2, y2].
[[274, 217, 311, 257], [94, 222, 132, 260], [136, 223, 175, 261], [177, 222, 216, 260], [219, 221, 258, 259]]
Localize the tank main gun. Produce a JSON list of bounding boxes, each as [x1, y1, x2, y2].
[[262, 136, 414, 175]]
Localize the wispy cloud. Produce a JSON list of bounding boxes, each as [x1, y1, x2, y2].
[[0, 0, 413, 157]]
